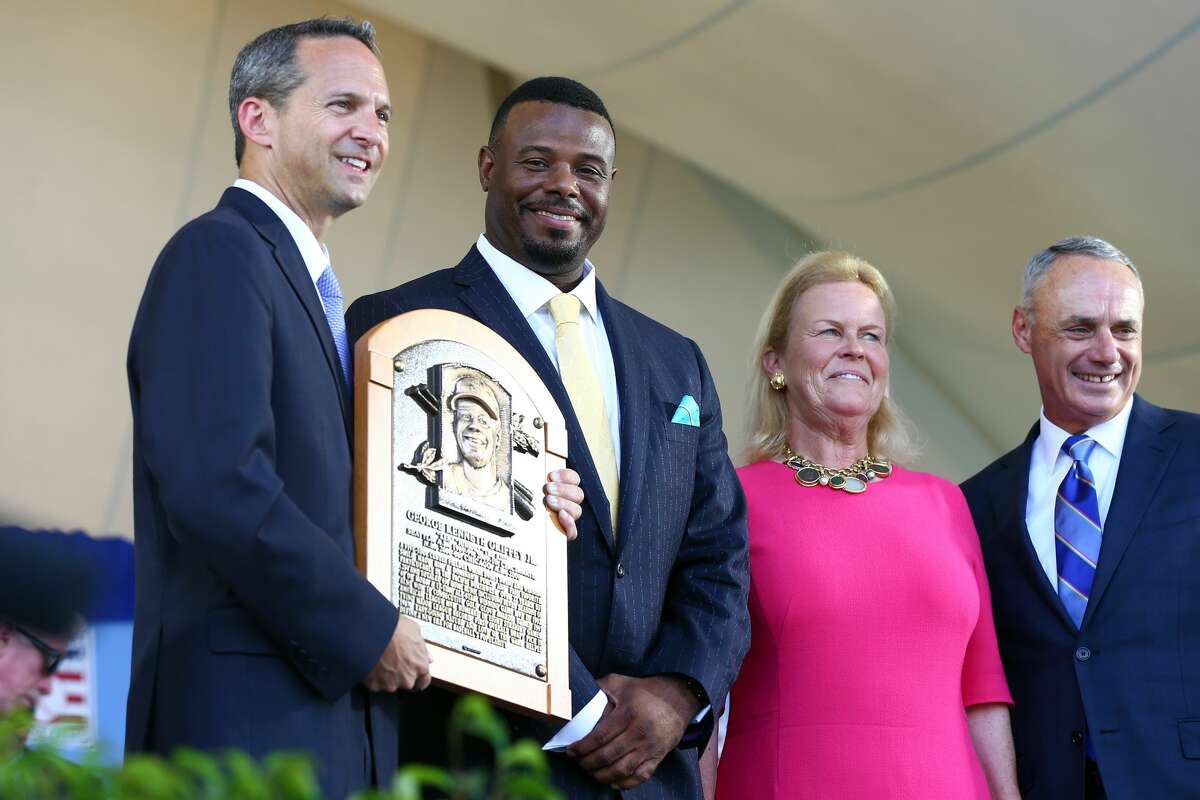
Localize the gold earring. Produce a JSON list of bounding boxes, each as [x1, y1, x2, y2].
[[770, 372, 786, 391]]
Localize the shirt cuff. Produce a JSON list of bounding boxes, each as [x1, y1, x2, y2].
[[541, 692, 711, 752], [678, 704, 712, 748], [543, 689, 608, 751]]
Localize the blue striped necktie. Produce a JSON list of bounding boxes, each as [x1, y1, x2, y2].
[[1055, 434, 1102, 627], [316, 264, 351, 391]]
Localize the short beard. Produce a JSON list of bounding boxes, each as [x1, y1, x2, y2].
[[521, 232, 586, 271]]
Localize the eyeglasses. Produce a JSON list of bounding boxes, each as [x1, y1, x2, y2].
[[12, 625, 66, 676]]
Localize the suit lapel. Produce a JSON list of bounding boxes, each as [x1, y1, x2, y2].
[[223, 189, 352, 442], [1083, 396, 1176, 626], [453, 248, 616, 551], [992, 427, 1078, 631], [596, 283, 650, 557]]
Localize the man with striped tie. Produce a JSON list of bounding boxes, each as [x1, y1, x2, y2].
[[962, 236, 1200, 799]]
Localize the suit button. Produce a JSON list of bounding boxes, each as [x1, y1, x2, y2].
[[616, 562, 626, 578], [1075, 646, 1092, 662], [1071, 730, 1085, 747]]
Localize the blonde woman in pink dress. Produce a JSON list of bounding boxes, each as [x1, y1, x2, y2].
[[713, 252, 1021, 799]]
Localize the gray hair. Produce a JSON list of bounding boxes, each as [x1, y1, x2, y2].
[[1021, 235, 1139, 314], [228, 17, 380, 165]]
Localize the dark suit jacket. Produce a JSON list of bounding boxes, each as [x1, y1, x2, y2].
[[126, 188, 400, 798], [346, 245, 751, 799], [962, 395, 1200, 799]]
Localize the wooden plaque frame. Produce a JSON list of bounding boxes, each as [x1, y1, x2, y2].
[[354, 309, 571, 721]]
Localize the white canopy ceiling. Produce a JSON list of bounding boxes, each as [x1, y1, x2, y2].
[[357, 0, 1200, 449]]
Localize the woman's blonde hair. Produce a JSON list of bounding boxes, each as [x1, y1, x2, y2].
[[744, 250, 919, 464]]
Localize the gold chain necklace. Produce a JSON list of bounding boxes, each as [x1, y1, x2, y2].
[[783, 446, 892, 494]]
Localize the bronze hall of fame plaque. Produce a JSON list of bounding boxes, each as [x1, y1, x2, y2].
[[354, 309, 571, 721]]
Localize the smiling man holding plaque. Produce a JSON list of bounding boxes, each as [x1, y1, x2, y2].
[[348, 76, 750, 798], [125, 21, 584, 798], [125, 22, 423, 798]]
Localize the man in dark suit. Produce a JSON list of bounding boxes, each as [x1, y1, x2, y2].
[[347, 77, 751, 798], [962, 235, 1200, 799], [125, 20, 430, 797]]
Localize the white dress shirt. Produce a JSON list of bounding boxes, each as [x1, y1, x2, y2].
[[475, 233, 621, 469], [232, 179, 332, 311], [1025, 399, 1134, 587]]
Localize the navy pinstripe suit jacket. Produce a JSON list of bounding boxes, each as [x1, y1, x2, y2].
[[346, 245, 751, 798]]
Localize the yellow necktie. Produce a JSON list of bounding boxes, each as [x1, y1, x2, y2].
[[548, 293, 619, 536]]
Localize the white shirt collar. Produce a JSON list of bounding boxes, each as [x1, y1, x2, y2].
[[1034, 397, 1134, 470], [475, 233, 600, 321], [233, 179, 330, 284]]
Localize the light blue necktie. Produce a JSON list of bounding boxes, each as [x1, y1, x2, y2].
[[1055, 435, 1102, 628], [316, 264, 351, 391]]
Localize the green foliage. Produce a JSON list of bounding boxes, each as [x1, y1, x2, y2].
[[0, 696, 561, 800]]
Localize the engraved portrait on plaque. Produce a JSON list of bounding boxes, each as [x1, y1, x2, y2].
[[354, 310, 571, 721], [398, 366, 530, 533], [439, 372, 513, 515]]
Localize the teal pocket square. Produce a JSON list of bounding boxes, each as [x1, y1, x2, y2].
[[671, 394, 700, 426]]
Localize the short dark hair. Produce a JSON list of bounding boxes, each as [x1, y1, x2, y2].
[[228, 17, 380, 165], [488, 76, 614, 146]]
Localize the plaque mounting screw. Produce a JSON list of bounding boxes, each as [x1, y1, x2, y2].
[[394, 360, 405, 372], [533, 417, 543, 429], [535, 664, 547, 678]]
